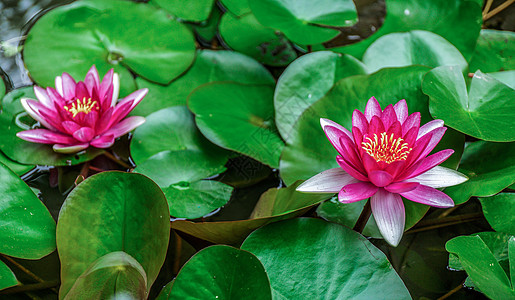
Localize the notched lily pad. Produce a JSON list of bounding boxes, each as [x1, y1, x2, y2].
[[480, 193, 515, 236], [469, 29, 515, 73]]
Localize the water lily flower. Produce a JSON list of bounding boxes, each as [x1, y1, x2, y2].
[[16, 65, 147, 153], [297, 96, 467, 246]]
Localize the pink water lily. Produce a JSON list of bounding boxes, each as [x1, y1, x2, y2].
[[17, 65, 147, 153], [297, 96, 467, 246]]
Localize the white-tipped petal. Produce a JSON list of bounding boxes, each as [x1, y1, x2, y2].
[[320, 118, 352, 139], [20, 98, 55, 130], [111, 73, 120, 107], [405, 166, 468, 188], [296, 168, 359, 193], [371, 189, 405, 247], [34, 86, 52, 108], [55, 76, 64, 97], [417, 119, 444, 139]]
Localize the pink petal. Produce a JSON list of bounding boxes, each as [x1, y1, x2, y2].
[[84, 65, 100, 94], [352, 126, 363, 145], [402, 126, 419, 147], [90, 134, 115, 148], [53, 143, 89, 154], [95, 107, 113, 134], [296, 167, 359, 193], [364, 96, 382, 121], [106, 100, 134, 130], [401, 149, 454, 180], [405, 166, 468, 188], [352, 110, 369, 134], [400, 185, 455, 208], [386, 121, 402, 137], [402, 112, 420, 136], [99, 69, 114, 100], [34, 86, 53, 108], [117, 88, 147, 111], [61, 72, 77, 99], [102, 116, 145, 138], [338, 135, 364, 172], [381, 104, 397, 129], [385, 182, 419, 193], [72, 127, 95, 142], [82, 111, 99, 130], [416, 127, 447, 160], [75, 81, 90, 101], [62, 121, 81, 135], [371, 188, 405, 246], [46, 87, 66, 107], [21, 98, 58, 131], [368, 170, 394, 187], [393, 99, 408, 124], [418, 119, 444, 139], [336, 156, 369, 182], [338, 181, 378, 203], [17, 129, 76, 144], [368, 115, 385, 135], [320, 118, 352, 139]]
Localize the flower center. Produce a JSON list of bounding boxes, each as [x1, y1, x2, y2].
[[64, 97, 98, 118], [361, 132, 412, 164]]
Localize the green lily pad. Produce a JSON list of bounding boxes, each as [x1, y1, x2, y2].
[[241, 218, 411, 299], [0, 87, 104, 166], [190, 7, 222, 42], [248, 0, 357, 45], [480, 194, 515, 236], [0, 162, 56, 259], [172, 181, 331, 244], [469, 29, 515, 73], [363, 30, 467, 73], [168, 245, 272, 299], [0, 150, 33, 176], [134, 50, 274, 116], [424, 66, 515, 142], [0, 260, 17, 291], [151, 0, 214, 22], [56, 172, 170, 299], [488, 70, 515, 90], [188, 82, 284, 168], [219, 12, 297, 66], [445, 141, 515, 205], [23, 0, 196, 96], [66, 251, 148, 300], [274, 51, 367, 139], [156, 279, 174, 299], [0, 75, 5, 98], [332, 0, 482, 60], [446, 233, 515, 299], [220, 0, 251, 16]]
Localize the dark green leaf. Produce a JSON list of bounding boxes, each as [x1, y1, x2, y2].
[[152, 0, 214, 22], [56, 172, 170, 298], [220, 0, 251, 16], [169, 245, 272, 299], [480, 193, 515, 235], [424, 66, 515, 142], [0, 260, 18, 291], [188, 82, 283, 168], [0, 162, 56, 259], [241, 218, 411, 299], [65, 251, 147, 300], [469, 29, 515, 73], [134, 50, 274, 116]]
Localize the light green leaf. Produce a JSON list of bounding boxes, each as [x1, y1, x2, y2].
[[469, 29, 515, 73]]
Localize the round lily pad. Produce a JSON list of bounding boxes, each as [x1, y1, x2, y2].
[[488, 70, 515, 90], [469, 29, 515, 73], [423, 66, 515, 142], [332, 0, 482, 60], [363, 30, 467, 73], [188, 82, 284, 168], [168, 245, 272, 299], [23, 0, 196, 96], [0, 260, 18, 291], [220, 0, 251, 16], [219, 12, 297, 66], [248, 0, 357, 45], [0, 162, 56, 259], [241, 218, 411, 299], [56, 172, 170, 298], [274, 51, 367, 139], [134, 50, 274, 116], [151, 0, 215, 22], [480, 193, 515, 236], [0, 87, 103, 166]]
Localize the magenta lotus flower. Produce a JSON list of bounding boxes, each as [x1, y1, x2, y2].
[[297, 97, 467, 246], [16, 65, 147, 153]]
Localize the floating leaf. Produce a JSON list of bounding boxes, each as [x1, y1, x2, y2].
[[332, 0, 482, 60], [0, 151, 33, 176], [65, 251, 147, 300], [0, 75, 5, 98], [480, 193, 515, 236], [190, 7, 222, 42], [134, 50, 274, 116], [220, 0, 251, 16], [172, 181, 330, 244], [241, 218, 411, 299], [168, 245, 272, 299], [0, 87, 103, 166], [151, 0, 214, 22], [469, 29, 515, 73], [445, 141, 515, 205], [0, 162, 55, 259], [363, 30, 467, 73], [188, 82, 284, 168], [56, 172, 170, 298], [446, 233, 515, 299], [424, 66, 515, 142], [274, 51, 367, 139], [249, 0, 357, 45], [156, 279, 174, 300], [219, 12, 297, 66], [0, 260, 18, 291], [488, 70, 515, 90], [23, 0, 196, 96]]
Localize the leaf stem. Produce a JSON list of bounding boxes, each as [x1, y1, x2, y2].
[[405, 212, 483, 234], [0, 280, 59, 294], [353, 200, 371, 234], [0, 254, 58, 294], [103, 151, 131, 169], [483, 0, 515, 21], [437, 279, 465, 300], [483, 0, 494, 17]]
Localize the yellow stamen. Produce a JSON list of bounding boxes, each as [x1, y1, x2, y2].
[[361, 132, 412, 164], [64, 97, 98, 118]]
